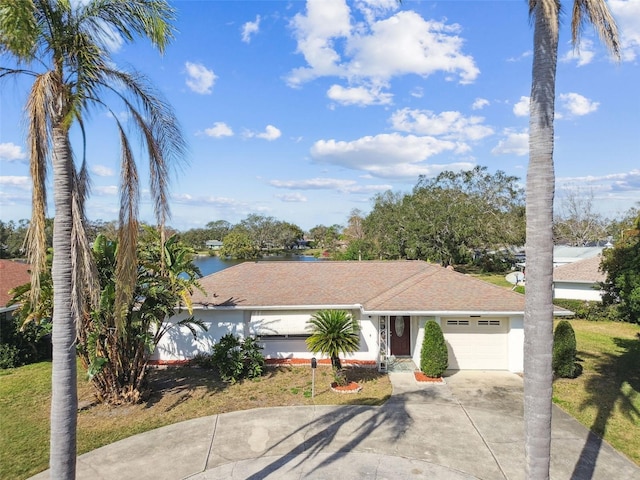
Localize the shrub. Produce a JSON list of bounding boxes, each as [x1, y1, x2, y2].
[[0, 344, 21, 369], [211, 333, 265, 383], [420, 321, 448, 377], [552, 299, 621, 322], [0, 313, 51, 369], [553, 320, 580, 378]]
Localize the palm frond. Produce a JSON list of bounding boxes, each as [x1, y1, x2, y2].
[[115, 122, 139, 334], [81, 0, 177, 54], [70, 150, 100, 335], [24, 71, 55, 307], [571, 0, 620, 58], [0, 0, 39, 60]]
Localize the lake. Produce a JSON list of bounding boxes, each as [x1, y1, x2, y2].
[[194, 254, 321, 277]]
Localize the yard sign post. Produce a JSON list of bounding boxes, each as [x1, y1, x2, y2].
[[311, 357, 317, 398]]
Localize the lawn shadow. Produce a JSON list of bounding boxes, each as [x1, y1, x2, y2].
[[570, 336, 640, 480], [144, 366, 229, 410]]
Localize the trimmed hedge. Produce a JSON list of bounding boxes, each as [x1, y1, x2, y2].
[[553, 320, 580, 378], [420, 320, 448, 377]]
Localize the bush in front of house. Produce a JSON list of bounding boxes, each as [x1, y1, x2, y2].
[[211, 333, 265, 383], [420, 320, 448, 377], [553, 320, 580, 378]]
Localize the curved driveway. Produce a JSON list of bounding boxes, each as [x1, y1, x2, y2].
[[32, 371, 640, 479]]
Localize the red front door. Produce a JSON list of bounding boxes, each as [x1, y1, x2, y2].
[[390, 316, 411, 356]]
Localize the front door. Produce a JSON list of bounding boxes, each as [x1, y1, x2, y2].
[[390, 316, 411, 356]]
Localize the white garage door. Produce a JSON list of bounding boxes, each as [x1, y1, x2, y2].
[[441, 318, 508, 370]]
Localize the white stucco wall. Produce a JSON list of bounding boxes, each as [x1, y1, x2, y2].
[[554, 282, 603, 301], [507, 316, 524, 373], [152, 310, 245, 362], [154, 308, 379, 363]]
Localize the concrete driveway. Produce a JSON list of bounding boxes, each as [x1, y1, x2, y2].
[[31, 371, 640, 480]]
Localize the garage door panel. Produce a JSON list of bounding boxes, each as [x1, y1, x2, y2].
[[442, 319, 508, 370]]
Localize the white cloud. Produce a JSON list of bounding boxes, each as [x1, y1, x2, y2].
[[327, 84, 393, 106], [92, 165, 114, 177], [0, 176, 30, 188], [491, 130, 529, 156], [558, 92, 599, 116], [310, 133, 474, 179], [561, 38, 595, 66], [0, 142, 27, 162], [513, 96, 530, 117], [241, 15, 261, 43], [472, 98, 489, 110], [269, 177, 391, 194], [246, 125, 281, 141], [390, 108, 494, 141], [287, 2, 479, 88], [275, 192, 308, 202], [609, 0, 640, 61], [202, 122, 234, 138], [185, 62, 217, 94]]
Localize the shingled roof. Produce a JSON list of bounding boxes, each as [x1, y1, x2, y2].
[[193, 260, 528, 314], [0, 260, 30, 309], [553, 255, 606, 284]]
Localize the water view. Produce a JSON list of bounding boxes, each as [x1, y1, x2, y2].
[[194, 254, 320, 277]]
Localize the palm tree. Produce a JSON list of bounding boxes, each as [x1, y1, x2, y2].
[[306, 309, 361, 371], [0, 1, 184, 477], [525, 1, 618, 478]]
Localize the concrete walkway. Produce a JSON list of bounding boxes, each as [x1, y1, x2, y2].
[[31, 371, 640, 480]]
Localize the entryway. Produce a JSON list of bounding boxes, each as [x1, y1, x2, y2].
[[389, 315, 411, 356]]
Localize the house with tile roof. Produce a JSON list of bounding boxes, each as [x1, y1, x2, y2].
[[154, 260, 571, 373], [0, 259, 30, 316], [553, 254, 606, 301]]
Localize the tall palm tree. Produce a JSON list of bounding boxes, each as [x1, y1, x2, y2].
[[306, 309, 361, 371], [525, 1, 618, 478], [0, 1, 184, 477]]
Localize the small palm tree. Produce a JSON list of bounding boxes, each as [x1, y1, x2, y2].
[[306, 310, 361, 371]]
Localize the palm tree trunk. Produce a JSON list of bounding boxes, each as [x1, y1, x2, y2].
[[525, 2, 558, 479], [50, 125, 77, 478]]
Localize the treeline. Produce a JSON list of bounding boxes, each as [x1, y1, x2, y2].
[[2, 166, 637, 268]]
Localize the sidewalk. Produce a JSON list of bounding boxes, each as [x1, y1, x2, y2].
[[31, 371, 640, 480]]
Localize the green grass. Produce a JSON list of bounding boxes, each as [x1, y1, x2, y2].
[[552, 319, 640, 466], [0, 362, 390, 479]]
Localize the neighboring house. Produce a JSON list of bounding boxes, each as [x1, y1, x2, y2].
[[205, 240, 223, 250], [0, 259, 30, 320], [553, 254, 606, 302], [155, 261, 571, 373], [552, 246, 604, 267]]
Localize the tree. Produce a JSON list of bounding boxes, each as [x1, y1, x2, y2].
[[600, 212, 640, 324], [0, 1, 183, 476], [309, 224, 343, 252], [525, 1, 618, 478], [77, 230, 204, 404], [306, 309, 360, 371], [364, 167, 525, 266], [554, 185, 607, 245], [364, 191, 408, 260], [221, 230, 260, 259]]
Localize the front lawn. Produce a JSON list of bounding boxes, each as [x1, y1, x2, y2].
[[0, 362, 390, 479], [552, 319, 640, 466]]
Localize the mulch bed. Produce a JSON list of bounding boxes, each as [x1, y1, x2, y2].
[[330, 381, 363, 393], [414, 371, 446, 384]]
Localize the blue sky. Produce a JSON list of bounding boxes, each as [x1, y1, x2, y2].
[[1, 0, 639, 232]]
